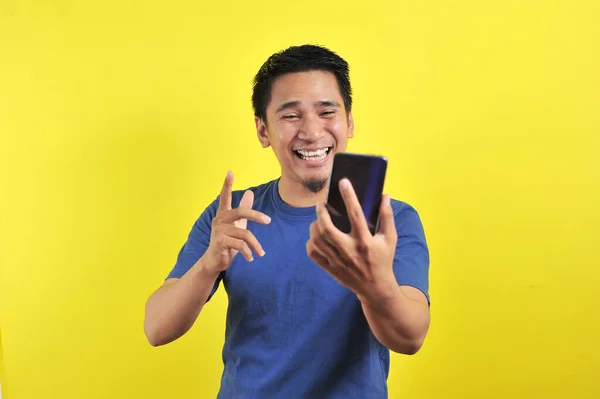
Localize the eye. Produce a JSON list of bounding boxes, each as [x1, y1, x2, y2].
[[282, 114, 299, 120], [320, 110, 336, 117]]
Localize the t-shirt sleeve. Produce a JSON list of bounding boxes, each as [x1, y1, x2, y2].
[[392, 201, 431, 304], [165, 197, 223, 302]]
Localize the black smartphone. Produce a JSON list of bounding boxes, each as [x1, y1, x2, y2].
[[325, 152, 388, 235]]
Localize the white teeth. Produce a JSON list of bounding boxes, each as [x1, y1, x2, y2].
[[296, 147, 330, 161], [297, 148, 328, 156]]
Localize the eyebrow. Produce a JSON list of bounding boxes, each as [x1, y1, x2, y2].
[[275, 100, 341, 113]]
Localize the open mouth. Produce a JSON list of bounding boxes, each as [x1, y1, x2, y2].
[[293, 147, 332, 161]]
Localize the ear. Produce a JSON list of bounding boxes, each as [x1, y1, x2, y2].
[[255, 117, 270, 148], [347, 111, 355, 138]]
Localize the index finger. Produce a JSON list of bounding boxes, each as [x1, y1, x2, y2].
[[339, 178, 371, 238], [218, 171, 234, 211]]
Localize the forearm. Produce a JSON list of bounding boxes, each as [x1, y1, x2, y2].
[[358, 282, 430, 355], [144, 256, 220, 346]]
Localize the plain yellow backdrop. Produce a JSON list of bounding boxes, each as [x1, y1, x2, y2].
[[1, 1, 599, 398]]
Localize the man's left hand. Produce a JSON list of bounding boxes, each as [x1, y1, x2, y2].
[[306, 178, 398, 302]]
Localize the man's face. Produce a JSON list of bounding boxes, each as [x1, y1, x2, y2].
[[256, 70, 354, 193]]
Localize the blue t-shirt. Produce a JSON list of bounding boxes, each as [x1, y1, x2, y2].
[[167, 179, 430, 399]]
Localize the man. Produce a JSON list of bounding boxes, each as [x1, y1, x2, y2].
[[144, 44, 431, 398]]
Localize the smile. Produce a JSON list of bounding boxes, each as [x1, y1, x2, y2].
[[294, 147, 332, 161]]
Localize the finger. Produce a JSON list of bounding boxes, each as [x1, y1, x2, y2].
[[378, 194, 398, 242], [306, 240, 331, 269], [221, 207, 271, 225], [316, 202, 348, 248], [236, 190, 255, 230], [221, 235, 254, 262], [339, 178, 371, 238], [222, 225, 265, 257], [309, 220, 320, 239], [238, 189, 254, 209], [310, 220, 342, 263], [218, 171, 234, 212]]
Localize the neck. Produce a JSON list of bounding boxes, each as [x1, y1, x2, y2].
[[277, 175, 328, 208]]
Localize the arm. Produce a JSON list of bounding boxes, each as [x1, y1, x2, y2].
[[306, 178, 431, 355], [143, 256, 221, 347], [358, 284, 430, 355], [359, 200, 431, 354], [143, 171, 270, 347]]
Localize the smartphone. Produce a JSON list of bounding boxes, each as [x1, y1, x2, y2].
[[325, 152, 388, 235]]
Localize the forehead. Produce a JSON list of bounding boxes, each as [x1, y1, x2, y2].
[[268, 70, 342, 109]]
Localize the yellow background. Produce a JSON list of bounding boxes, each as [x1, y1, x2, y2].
[[1, 1, 599, 398]]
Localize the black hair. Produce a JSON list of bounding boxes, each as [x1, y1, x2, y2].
[[252, 44, 352, 122]]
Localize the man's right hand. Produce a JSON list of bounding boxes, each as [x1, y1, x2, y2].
[[204, 171, 271, 273]]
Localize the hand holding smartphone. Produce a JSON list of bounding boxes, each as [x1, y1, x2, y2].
[[325, 152, 388, 235]]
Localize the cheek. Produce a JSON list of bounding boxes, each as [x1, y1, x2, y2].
[[327, 119, 349, 142], [270, 126, 294, 155]]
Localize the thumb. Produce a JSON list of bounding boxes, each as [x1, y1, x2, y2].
[[378, 194, 397, 241], [239, 190, 254, 209]]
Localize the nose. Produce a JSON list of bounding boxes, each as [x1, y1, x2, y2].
[[297, 115, 324, 141]]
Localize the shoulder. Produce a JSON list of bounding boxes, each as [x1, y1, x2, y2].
[[389, 198, 426, 236], [389, 198, 421, 218]]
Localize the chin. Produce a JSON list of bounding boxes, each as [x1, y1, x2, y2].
[[283, 146, 337, 193], [302, 177, 329, 193]]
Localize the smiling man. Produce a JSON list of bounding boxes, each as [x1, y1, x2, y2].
[[144, 44, 431, 398]]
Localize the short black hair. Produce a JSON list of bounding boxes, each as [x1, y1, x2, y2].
[[252, 44, 352, 122]]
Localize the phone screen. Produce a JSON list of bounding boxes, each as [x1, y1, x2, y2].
[[326, 153, 388, 235]]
